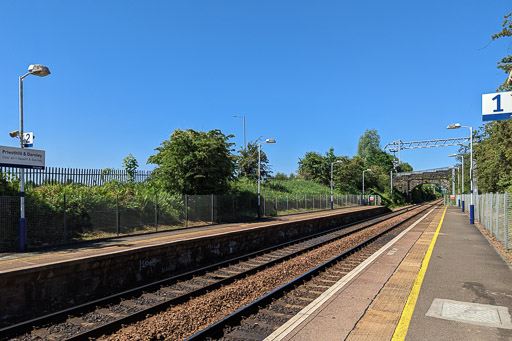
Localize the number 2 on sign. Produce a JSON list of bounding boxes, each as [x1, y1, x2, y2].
[[492, 94, 504, 112]]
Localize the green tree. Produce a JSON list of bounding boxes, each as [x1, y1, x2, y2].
[[473, 13, 512, 193], [474, 121, 512, 193], [147, 129, 236, 194], [298, 147, 342, 186], [236, 140, 272, 180], [298, 151, 327, 183], [491, 13, 512, 92], [335, 156, 365, 193], [273, 172, 288, 180], [357, 129, 381, 162], [396, 162, 413, 173], [122, 153, 139, 183], [0, 171, 18, 195], [357, 129, 395, 172]]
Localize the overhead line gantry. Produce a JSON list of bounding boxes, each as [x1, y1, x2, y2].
[[383, 137, 470, 167]]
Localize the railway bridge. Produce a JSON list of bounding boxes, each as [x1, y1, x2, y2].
[[393, 167, 453, 197]]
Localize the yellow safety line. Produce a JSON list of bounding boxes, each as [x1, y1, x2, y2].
[[391, 206, 447, 341]]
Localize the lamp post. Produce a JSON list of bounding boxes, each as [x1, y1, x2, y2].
[[330, 160, 343, 210], [362, 168, 371, 206], [258, 138, 276, 218], [447, 123, 473, 224], [457, 167, 460, 204], [233, 115, 246, 152], [450, 166, 456, 202], [18, 64, 51, 252], [449, 153, 465, 211]]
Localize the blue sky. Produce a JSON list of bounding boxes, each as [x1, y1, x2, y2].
[[0, 1, 510, 175]]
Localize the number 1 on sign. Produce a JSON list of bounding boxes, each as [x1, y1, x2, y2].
[[492, 94, 504, 112]]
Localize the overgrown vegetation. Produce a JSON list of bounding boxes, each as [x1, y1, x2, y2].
[[472, 12, 512, 195], [296, 129, 428, 206], [147, 129, 236, 194], [7, 14, 512, 250], [232, 177, 335, 197]]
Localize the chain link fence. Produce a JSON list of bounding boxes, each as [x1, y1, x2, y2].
[[446, 193, 511, 250], [0, 196, 19, 251], [0, 193, 381, 252]]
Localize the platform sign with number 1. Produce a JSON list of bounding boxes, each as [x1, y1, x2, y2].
[[482, 91, 512, 121]]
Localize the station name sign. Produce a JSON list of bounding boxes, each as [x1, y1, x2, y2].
[[0, 145, 45, 169]]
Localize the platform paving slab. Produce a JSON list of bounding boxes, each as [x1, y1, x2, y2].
[[265, 206, 441, 341], [404, 207, 512, 341], [345, 208, 444, 341]]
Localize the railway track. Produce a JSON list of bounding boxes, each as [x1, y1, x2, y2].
[[189, 201, 440, 340], [3, 202, 439, 340]]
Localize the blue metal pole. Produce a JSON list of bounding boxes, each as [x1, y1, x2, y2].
[[19, 216, 26, 252], [470, 192, 475, 224], [258, 143, 262, 219], [469, 126, 474, 224]]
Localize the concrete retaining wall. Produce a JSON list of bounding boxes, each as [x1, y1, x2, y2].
[[0, 206, 389, 325]]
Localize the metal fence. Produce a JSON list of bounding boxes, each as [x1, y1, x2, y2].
[[445, 193, 511, 250], [0, 167, 151, 186], [0, 193, 381, 252]]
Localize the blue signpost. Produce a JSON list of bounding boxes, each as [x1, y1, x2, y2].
[[478, 90, 511, 225]]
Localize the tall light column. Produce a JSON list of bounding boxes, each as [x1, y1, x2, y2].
[[447, 123, 474, 223], [18, 64, 51, 252], [362, 168, 371, 206], [451, 167, 455, 199], [258, 138, 276, 218], [449, 153, 465, 212], [457, 167, 460, 206], [233, 115, 246, 151], [330, 160, 343, 210], [460, 154, 465, 212]]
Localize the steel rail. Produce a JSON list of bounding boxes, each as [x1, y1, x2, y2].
[[185, 201, 440, 340], [61, 206, 418, 340], [0, 205, 415, 340]]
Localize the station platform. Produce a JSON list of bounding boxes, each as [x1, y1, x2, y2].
[[265, 206, 512, 341], [0, 205, 379, 274], [1, 205, 390, 326]]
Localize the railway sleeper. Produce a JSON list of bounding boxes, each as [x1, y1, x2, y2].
[[224, 325, 272, 341]]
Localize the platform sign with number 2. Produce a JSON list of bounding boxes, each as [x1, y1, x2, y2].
[[482, 91, 512, 121], [23, 132, 34, 148]]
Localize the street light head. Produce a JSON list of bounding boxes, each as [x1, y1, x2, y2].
[[335, 160, 343, 164], [366, 168, 371, 171], [265, 138, 276, 143], [28, 64, 51, 77], [446, 123, 461, 130], [448, 153, 457, 157]]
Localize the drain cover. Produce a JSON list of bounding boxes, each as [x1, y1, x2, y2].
[[426, 298, 512, 329]]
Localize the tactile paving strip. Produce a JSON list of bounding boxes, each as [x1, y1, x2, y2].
[[345, 209, 444, 340]]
